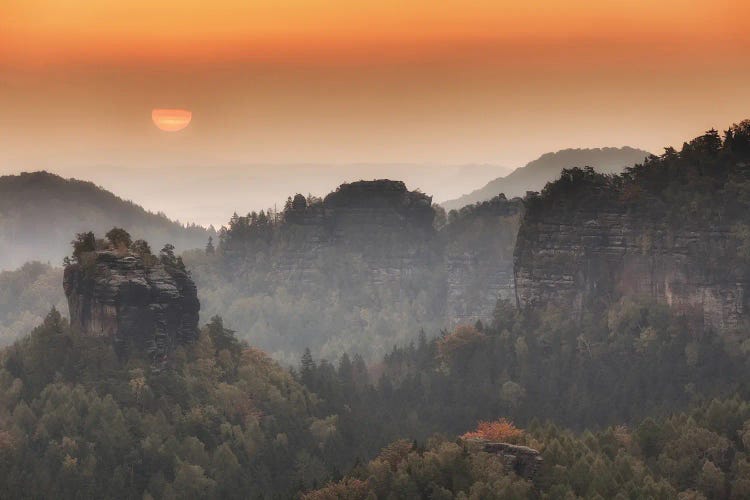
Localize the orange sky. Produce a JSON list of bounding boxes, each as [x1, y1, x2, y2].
[[1, 1, 749, 225], [2, 0, 748, 65]]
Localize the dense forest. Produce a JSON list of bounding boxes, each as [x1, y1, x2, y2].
[[0, 311, 325, 498], [302, 403, 750, 499], [2, 302, 750, 498]]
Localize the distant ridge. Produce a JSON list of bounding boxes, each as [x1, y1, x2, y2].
[[0, 171, 213, 270], [441, 147, 651, 211]]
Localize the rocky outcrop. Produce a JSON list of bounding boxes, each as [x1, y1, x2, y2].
[[482, 442, 543, 479], [273, 180, 437, 286], [276, 183, 523, 325], [514, 167, 749, 335], [219, 181, 523, 328], [465, 440, 543, 479], [64, 250, 200, 360]]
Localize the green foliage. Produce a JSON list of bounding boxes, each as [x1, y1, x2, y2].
[[160, 243, 186, 271], [0, 262, 65, 346], [0, 310, 331, 498], [71, 231, 96, 262], [1, 291, 749, 498], [105, 227, 132, 250], [292, 296, 750, 478], [308, 397, 750, 499]]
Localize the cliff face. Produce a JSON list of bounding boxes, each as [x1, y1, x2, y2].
[[273, 182, 524, 326], [514, 157, 750, 335], [64, 250, 200, 359], [515, 208, 746, 331], [272, 180, 437, 286], [205, 181, 522, 359]]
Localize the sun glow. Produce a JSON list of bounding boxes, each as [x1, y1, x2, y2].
[[152, 109, 192, 132]]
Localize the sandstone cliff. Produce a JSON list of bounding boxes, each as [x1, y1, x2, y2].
[[271, 180, 437, 286], [229, 181, 523, 326], [64, 247, 200, 360], [514, 123, 750, 337], [197, 181, 522, 359]]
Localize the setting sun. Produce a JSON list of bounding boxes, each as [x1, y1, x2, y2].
[[152, 109, 192, 132]]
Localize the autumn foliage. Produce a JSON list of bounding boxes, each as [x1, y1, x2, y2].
[[301, 479, 369, 500], [461, 418, 524, 443], [436, 324, 486, 362], [377, 439, 415, 470]]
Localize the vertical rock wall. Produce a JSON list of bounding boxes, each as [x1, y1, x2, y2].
[[64, 250, 200, 360]]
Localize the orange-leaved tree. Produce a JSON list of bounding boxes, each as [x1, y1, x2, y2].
[[436, 324, 486, 364], [461, 418, 524, 443]]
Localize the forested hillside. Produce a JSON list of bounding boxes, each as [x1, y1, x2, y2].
[[294, 295, 749, 453], [0, 312, 327, 498], [2, 303, 750, 499], [441, 146, 649, 211], [1, 256, 749, 500], [304, 401, 750, 499], [0, 172, 212, 270]]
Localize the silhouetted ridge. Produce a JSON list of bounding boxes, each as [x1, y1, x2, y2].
[[0, 171, 212, 270], [442, 146, 650, 210]]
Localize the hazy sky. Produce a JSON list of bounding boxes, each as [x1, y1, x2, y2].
[[1, 1, 749, 226]]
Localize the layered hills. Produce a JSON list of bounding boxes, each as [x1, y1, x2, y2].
[[0, 171, 212, 270], [2, 128, 747, 362], [441, 146, 650, 211]]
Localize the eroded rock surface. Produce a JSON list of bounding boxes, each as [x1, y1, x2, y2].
[[220, 180, 524, 329], [64, 250, 199, 360], [514, 169, 749, 335]]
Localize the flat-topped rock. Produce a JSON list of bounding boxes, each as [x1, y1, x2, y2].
[[64, 248, 199, 361]]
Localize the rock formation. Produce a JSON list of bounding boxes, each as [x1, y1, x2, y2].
[[465, 439, 543, 480], [482, 442, 543, 480], [272, 180, 438, 286], [219, 180, 522, 330], [64, 247, 200, 360], [514, 162, 750, 335]]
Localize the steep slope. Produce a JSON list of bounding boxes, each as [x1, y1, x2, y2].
[[0, 171, 212, 270], [515, 124, 750, 337], [441, 147, 650, 211]]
